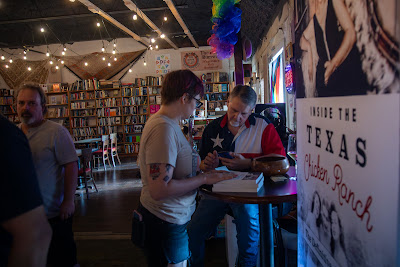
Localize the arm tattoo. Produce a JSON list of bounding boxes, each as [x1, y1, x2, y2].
[[149, 163, 161, 180], [166, 164, 172, 172], [163, 175, 171, 182]]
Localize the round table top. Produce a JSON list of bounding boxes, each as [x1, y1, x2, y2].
[[200, 167, 297, 205]]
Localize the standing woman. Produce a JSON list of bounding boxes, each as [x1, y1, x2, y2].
[[302, 0, 369, 97], [137, 70, 234, 267]]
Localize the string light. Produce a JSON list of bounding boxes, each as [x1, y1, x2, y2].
[[164, 16, 167, 21], [23, 56, 27, 60], [5, 65, 9, 68], [1, 55, 4, 60], [112, 49, 116, 55], [63, 47, 67, 52], [84, 62, 88, 66], [155, 45, 159, 49], [27, 66, 32, 71], [96, 22, 100, 27], [149, 46, 153, 50], [61, 51, 65, 56], [151, 38, 155, 43], [144, 61, 146, 66], [129, 69, 132, 73], [102, 57, 106, 61], [69, 0, 75, 2], [9, 59, 13, 63], [113, 43, 117, 48], [56, 65, 59, 70], [108, 62, 111, 67], [40, 27, 45, 32], [46, 52, 50, 57], [101, 47, 105, 52], [114, 57, 117, 61], [24, 50, 27, 54], [160, 33, 165, 39], [49, 60, 53, 65], [61, 60, 64, 64], [133, 14, 137, 20]]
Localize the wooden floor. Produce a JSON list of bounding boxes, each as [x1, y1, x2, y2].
[[73, 159, 296, 267]]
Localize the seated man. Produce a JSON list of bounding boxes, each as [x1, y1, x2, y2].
[[188, 85, 286, 267]]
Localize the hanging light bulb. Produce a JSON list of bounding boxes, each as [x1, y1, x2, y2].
[[23, 56, 27, 60], [49, 60, 53, 65], [160, 33, 165, 39], [144, 61, 146, 66], [108, 62, 111, 67], [69, 0, 75, 2], [9, 59, 13, 63], [40, 27, 45, 32], [164, 16, 167, 21], [5, 64, 9, 68], [1, 55, 4, 60], [61, 51, 65, 56], [102, 57, 106, 61], [27, 66, 32, 71], [112, 50, 116, 55], [133, 14, 137, 20], [101, 47, 105, 52], [84, 62, 88, 66], [61, 60, 64, 64], [24, 50, 27, 54], [129, 69, 132, 73], [46, 52, 50, 57], [150, 46, 153, 50], [113, 43, 117, 48], [151, 38, 155, 43], [96, 22, 100, 27], [56, 65, 59, 70], [114, 57, 117, 61], [63, 47, 67, 52], [155, 45, 159, 49]]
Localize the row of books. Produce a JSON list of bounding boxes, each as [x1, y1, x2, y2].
[[124, 143, 140, 153], [133, 76, 162, 86], [149, 95, 162, 105], [0, 89, 14, 96], [204, 83, 229, 93], [72, 127, 97, 137], [125, 135, 141, 143], [124, 115, 147, 124], [96, 98, 121, 107], [98, 117, 121, 126], [96, 89, 120, 98], [71, 102, 95, 109], [48, 95, 68, 105], [204, 92, 228, 101], [41, 83, 69, 93], [71, 117, 96, 127], [70, 92, 95, 100], [0, 105, 15, 114], [203, 72, 229, 83], [122, 106, 147, 115], [122, 87, 148, 96], [124, 124, 144, 133], [122, 97, 147, 106], [71, 110, 96, 117], [48, 107, 69, 118], [99, 80, 120, 89], [149, 105, 161, 114], [98, 125, 120, 135], [0, 96, 13, 105], [97, 107, 121, 117]]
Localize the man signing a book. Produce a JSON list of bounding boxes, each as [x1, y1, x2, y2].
[[188, 85, 286, 267]]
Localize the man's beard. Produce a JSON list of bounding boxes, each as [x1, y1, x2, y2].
[[229, 120, 240, 127], [20, 113, 35, 125]]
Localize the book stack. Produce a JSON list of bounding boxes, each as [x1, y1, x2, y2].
[[212, 169, 264, 193]]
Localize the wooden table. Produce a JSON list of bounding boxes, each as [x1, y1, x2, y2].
[[200, 167, 297, 267], [75, 148, 99, 157]]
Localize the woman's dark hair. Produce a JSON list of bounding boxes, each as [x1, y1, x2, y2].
[[161, 70, 204, 105], [311, 191, 322, 227], [229, 85, 257, 107], [16, 83, 48, 115], [329, 203, 345, 255]]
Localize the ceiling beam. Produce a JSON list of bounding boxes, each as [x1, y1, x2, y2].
[[78, 0, 149, 47], [0, 5, 189, 25], [163, 0, 199, 48], [123, 0, 178, 50]]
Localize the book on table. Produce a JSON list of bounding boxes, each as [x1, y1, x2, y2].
[[212, 166, 264, 193]]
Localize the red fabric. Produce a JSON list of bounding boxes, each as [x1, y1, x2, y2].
[[261, 124, 286, 156]]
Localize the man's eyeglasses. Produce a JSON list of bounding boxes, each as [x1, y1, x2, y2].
[[193, 97, 203, 108]]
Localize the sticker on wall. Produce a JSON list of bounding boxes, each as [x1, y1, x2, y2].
[[155, 54, 171, 75]]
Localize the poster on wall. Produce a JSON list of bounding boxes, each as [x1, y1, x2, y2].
[[181, 50, 222, 71], [155, 54, 171, 75], [294, 0, 400, 266]]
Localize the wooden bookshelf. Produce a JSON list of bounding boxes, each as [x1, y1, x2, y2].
[[0, 89, 19, 123]]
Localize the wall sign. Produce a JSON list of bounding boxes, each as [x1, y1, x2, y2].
[[181, 50, 222, 71], [155, 54, 171, 75]]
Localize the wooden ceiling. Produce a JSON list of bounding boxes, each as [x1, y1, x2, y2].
[[0, 0, 285, 54]]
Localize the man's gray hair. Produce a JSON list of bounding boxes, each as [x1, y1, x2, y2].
[[229, 85, 257, 107]]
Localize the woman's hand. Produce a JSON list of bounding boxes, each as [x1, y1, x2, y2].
[[202, 170, 236, 185], [324, 60, 336, 85], [200, 150, 219, 171], [219, 152, 251, 171]]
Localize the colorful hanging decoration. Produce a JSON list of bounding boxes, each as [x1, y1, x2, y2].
[[208, 0, 242, 60]]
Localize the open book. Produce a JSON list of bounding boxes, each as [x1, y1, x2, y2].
[[212, 166, 264, 193]]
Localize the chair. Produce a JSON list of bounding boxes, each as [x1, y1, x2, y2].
[[78, 148, 98, 199], [93, 135, 112, 170], [109, 133, 121, 167]]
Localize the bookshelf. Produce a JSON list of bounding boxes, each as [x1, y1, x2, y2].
[[202, 82, 230, 117], [0, 89, 18, 123], [45, 83, 70, 129]]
